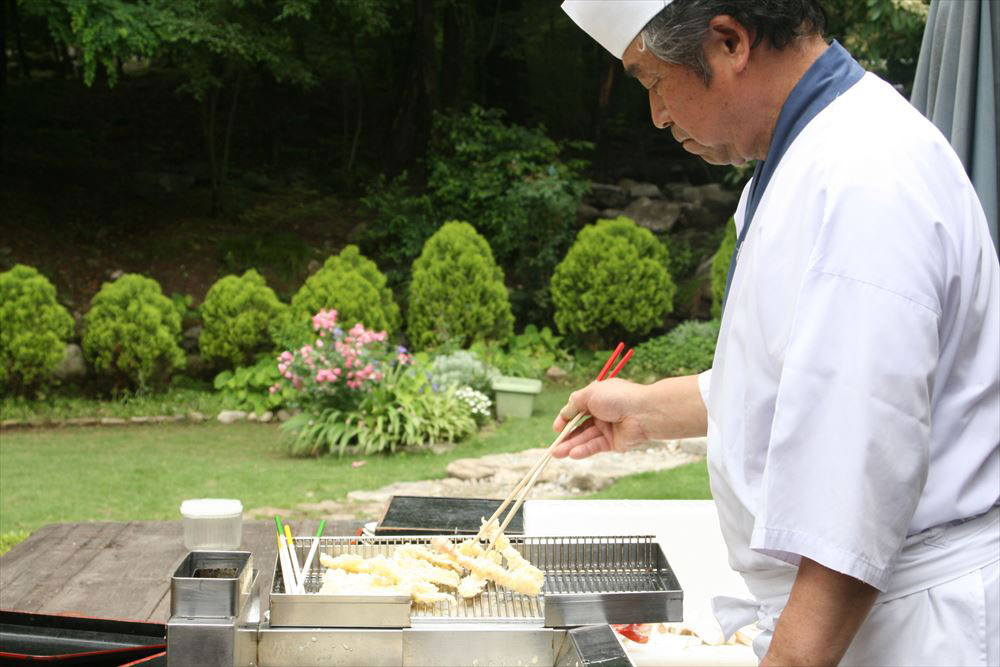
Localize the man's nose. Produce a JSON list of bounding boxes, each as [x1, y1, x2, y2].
[[649, 89, 671, 130]]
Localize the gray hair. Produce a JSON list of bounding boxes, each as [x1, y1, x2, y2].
[[640, 0, 828, 84]]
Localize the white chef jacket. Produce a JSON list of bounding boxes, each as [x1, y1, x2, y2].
[[702, 71, 1000, 663]]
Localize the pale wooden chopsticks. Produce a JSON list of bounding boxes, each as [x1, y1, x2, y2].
[[481, 343, 634, 549]]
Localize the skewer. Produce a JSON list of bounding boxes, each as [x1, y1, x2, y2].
[[284, 525, 304, 594], [481, 343, 633, 548], [275, 516, 296, 594], [300, 520, 326, 593]]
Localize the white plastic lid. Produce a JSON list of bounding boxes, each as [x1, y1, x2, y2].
[[180, 498, 243, 518]]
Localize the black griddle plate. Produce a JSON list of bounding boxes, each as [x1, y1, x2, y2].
[[375, 495, 524, 535]]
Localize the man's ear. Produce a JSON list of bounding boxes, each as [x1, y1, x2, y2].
[[706, 15, 751, 73]]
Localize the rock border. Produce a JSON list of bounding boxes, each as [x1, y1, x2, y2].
[[0, 409, 297, 430]]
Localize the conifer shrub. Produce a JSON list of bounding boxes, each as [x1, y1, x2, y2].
[[551, 217, 676, 343], [0, 264, 75, 394], [199, 269, 287, 368], [711, 219, 738, 318], [407, 221, 514, 349], [290, 245, 400, 336], [82, 274, 185, 390]]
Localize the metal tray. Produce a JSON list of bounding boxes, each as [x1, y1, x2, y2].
[[269, 535, 682, 628]]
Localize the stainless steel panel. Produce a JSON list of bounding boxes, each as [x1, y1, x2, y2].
[[544, 592, 682, 627], [558, 626, 633, 667], [168, 618, 234, 667], [269, 590, 411, 628], [402, 626, 556, 667], [258, 626, 403, 666], [171, 551, 254, 619]]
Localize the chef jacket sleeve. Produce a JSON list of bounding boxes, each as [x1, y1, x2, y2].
[[748, 177, 943, 591], [697, 369, 712, 409]]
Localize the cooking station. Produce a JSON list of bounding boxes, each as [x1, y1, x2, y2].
[[3, 501, 756, 666], [166, 533, 682, 666]]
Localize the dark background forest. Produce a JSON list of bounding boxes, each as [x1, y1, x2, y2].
[[0, 0, 927, 326]]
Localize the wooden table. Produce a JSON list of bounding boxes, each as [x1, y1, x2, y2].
[[0, 520, 364, 623]]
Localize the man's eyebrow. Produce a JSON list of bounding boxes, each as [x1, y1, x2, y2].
[[624, 64, 641, 79]]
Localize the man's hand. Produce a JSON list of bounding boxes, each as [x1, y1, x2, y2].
[[762, 558, 879, 666], [551, 374, 708, 459]]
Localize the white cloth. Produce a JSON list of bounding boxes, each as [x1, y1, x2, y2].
[[705, 72, 1000, 662], [560, 0, 673, 59]]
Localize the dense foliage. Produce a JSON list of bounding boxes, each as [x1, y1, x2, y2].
[[0, 265, 75, 395], [551, 217, 676, 345], [199, 269, 287, 368], [407, 221, 514, 350], [471, 325, 570, 380], [363, 107, 590, 323], [430, 350, 500, 396], [627, 319, 721, 382], [213, 356, 291, 415], [82, 275, 186, 390], [290, 245, 401, 337], [711, 220, 738, 318]]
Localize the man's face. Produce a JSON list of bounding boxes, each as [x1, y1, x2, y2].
[[622, 37, 750, 166]]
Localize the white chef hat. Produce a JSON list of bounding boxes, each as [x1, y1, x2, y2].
[[561, 1, 675, 59]]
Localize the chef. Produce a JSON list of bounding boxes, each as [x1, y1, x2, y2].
[[555, 1, 1000, 665]]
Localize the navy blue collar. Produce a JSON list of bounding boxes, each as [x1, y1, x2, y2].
[[721, 41, 864, 314]]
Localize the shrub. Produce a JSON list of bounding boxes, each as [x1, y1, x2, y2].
[[82, 274, 185, 390], [711, 220, 738, 318], [407, 221, 514, 349], [627, 319, 721, 382], [431, 350, 500, 395], [200, 270, 287, 368], [363, 106, 590, 324], [213, 356, 294, 415], [290, 245, 400, 337], [0, 264, 74, 395], [551, 217, 676, 344], [470, 324, 570, 380], [282, 359, 476, 456], [273, 308, 399, 414]]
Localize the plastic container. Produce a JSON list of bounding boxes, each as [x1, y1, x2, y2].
[[180, 498, 243, 551], [492, 376, 543, 419]]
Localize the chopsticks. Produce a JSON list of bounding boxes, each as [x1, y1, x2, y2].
[[276, 517, 326, 594], [481, 342, 633, 549]]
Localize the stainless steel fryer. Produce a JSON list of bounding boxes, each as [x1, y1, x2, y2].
[[166, 535, 683, 667]]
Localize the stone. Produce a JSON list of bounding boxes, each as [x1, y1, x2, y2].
[[187, 411, 206, 423], [100, 417, 127, 425], [545, 365, 568, 382], [678, 185, 705, 205], [109, 270, 125, 280], [276, 409, 292, 422], [628, 182, 663, 199], [675, 202, 720, 230], [183, 325, 202, 341], [678, 437, 708, 456], [624, 197, 682, 233], [446, 459, 495, 481], [217, 410, 248, 424], [247, 412, 258, 422], [600, 208, 627, 220], [259, 411, 274, 423], [54, 344, 87, 382], [307, 259, 322, 274], [430, 442, 456, 455], [1, 420, 25, 429], [129, 416, 152, 424], [588, 183, 630, 210], [577, 203, 601, 224], [617, 177, 640, 191], [63, 417, 98, 426]]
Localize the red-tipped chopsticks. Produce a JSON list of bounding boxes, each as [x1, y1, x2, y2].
[[480, 343, 633, 547]]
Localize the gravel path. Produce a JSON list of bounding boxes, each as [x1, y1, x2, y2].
[[246, 438, 707, 522]]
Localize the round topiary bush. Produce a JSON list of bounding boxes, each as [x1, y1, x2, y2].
[[711, 219, 738, 318], [407, 221, 514, 349], [199, 269, 287, 368], [290, 245, 400, 335], [82, 274, 185, 390], [551, 216, 676, 342], [0, 264, 75, 394]]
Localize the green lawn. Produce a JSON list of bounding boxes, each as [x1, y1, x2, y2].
[[0, 386, 712, 556]]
